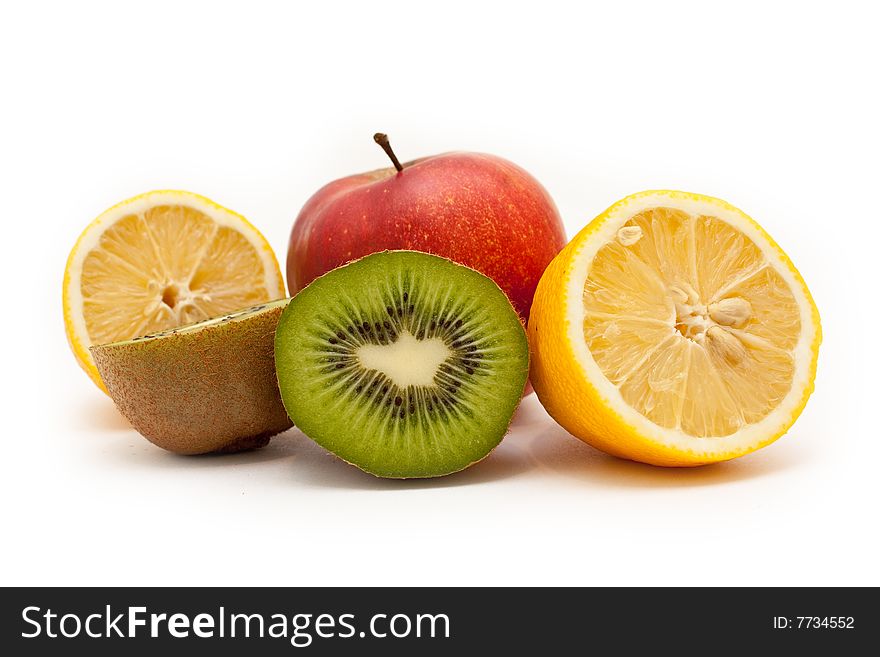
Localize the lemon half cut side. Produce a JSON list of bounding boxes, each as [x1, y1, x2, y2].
[[63, 190, 285, 392], [528, 191, 821, 466]]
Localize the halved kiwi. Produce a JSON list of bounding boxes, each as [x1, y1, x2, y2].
[[91, 299, 292, 454], [274, 251, 529, 478]]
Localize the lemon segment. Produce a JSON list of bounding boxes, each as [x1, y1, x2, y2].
[[63, 191, 285, 392], [528, 190, 821, 466]]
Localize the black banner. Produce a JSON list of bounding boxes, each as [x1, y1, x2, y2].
[[1, 587, 875, 654]]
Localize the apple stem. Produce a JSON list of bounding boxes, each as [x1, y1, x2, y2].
[[373, 133, 404, 172]]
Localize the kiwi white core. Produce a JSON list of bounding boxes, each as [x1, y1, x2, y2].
[[356, 329, 452, 388]]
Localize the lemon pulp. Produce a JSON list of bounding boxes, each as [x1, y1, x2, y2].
[[584, 207, 801, 438]]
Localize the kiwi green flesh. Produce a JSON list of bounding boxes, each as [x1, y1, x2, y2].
[[91, 299, 293, 455], [274, 251, 529, 478]]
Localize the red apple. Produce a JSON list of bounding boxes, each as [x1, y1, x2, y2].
[[286, 134, 566, 324]]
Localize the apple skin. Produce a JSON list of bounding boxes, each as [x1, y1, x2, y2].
[[286, 152, 566, 323]]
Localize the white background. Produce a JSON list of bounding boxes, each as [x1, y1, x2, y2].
[[1, 1, 877, 586]]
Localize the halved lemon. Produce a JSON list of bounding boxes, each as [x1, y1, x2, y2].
[[63, 190, 285, 392], [528, 190, 821, 466]]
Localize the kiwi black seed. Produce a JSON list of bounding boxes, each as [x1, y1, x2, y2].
[[274, 250, 529, 478]]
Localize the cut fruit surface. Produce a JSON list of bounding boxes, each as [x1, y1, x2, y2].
[[528, 191, 821, 466], [274, 250, 530, 478], [63, 190, 285, 391]]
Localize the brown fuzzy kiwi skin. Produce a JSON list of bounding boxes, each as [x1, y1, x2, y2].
[[90, 300, 293, 455]]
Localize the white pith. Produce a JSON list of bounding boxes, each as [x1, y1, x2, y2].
[[567, 193, 818, 455], [356, 330, 452, 388]]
